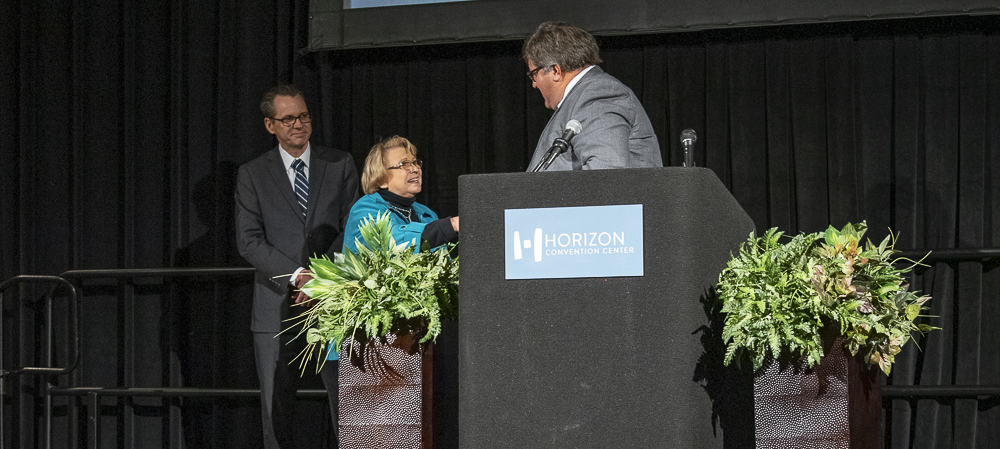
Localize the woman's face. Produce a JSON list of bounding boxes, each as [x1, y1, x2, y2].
[[380, 146, 422, 198]]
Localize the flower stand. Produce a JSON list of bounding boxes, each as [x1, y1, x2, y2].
[[753, 337, 884, 449], [339, 332, 433, 449]]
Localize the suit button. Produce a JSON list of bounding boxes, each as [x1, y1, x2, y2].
[[306, 233, 312, 238]]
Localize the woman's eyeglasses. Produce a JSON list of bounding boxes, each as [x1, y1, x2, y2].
[[387, 159, 423, 170]]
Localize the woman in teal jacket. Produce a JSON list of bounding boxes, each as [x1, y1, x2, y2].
[[329, 136, 458, 364], [342, 135, 459, 254]]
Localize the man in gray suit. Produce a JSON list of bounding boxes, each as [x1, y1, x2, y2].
[[235, 84, 359, 448], [524, 21, 663, 171]]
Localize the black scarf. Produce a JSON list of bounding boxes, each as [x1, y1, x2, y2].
[[377, 188, 415, 208]]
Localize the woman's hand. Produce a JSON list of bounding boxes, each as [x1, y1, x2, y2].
[[450, 216, 460, 232]]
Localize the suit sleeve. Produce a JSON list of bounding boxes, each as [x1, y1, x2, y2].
[[234, 164, 301, 283], [420, 218, 458, 248], [571, 82, 635, 170], [328, 154, 361, 256]]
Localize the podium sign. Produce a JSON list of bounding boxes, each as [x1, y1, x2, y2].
[[504, 204, 644, 279]]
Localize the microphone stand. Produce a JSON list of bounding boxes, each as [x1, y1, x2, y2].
[[532, 138, 572, 172]]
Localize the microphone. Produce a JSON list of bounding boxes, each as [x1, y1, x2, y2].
[[532, 120, 583, 172], [681, 129, 697, 167]]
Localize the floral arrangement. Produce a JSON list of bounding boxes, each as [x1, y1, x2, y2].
[[717, 221, 936, 374], [287, 211, 459, 370]]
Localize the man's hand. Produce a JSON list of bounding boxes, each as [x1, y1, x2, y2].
[[293, 271, 315, 307]]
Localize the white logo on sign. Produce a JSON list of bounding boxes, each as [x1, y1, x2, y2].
[[512, 228, 543, 262]]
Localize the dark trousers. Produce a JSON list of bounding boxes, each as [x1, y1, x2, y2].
[[254, 331, 339, 449]]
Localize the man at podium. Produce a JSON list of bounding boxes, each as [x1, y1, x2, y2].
[[523, 21, 663, 171]]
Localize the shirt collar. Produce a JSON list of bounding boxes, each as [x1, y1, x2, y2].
[[556, 65, 596, 110], [279, 143, 311, 170]]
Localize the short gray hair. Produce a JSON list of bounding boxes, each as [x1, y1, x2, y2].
[[522, 21, 602, 72]]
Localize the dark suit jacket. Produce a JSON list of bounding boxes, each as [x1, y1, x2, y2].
[[235, 145, 359, 332], [528, 66, 663, 171]]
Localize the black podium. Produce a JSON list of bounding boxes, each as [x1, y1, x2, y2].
[[457, 167, 754, 448]]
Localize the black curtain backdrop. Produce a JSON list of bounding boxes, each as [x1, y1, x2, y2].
[[1, 0, 998, 447]]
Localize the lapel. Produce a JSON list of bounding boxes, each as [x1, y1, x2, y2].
[[305, 146, 329, 224], [535, 67, 603, 170], [534, 67, 603, 160], [265, 147, 306, 224], [555, 66, 600, 120]]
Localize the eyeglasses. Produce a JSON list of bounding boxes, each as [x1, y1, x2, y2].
[[387, 159, 423, 171], [270, 113, 311, 127], [526, 65, 551, 82]]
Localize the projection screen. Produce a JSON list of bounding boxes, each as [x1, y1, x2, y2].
[[309, 0, 1000, 50]]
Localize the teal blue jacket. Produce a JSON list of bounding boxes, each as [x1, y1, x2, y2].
[[341, 192, 439, 254]]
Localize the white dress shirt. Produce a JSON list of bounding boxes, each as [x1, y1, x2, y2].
[[556, 65, 596, 110], [278, 143, 312, 285]]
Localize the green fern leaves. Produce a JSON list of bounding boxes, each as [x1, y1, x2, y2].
[[717, 222, 936, 375]]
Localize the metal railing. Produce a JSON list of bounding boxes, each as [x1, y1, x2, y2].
[[885, 248, 1000, 402], [0, 276, 81, 377], [0, 276, 80, 449], [0, 267, 326, 449], [2, 247, 999, 448], [45, 387, 328, 449], [883, 385, 1000, 398], [897, 248, 1000, 262]]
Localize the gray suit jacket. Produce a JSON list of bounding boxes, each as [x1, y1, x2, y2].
[[235, 145, 359, 332], [528, 66, 663, 171]]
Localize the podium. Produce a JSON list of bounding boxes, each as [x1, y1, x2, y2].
[[457, 167, 755, 448]]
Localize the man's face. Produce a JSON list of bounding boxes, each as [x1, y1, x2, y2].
[[265, 94, 312, 152], [528, 61, 559, 110]]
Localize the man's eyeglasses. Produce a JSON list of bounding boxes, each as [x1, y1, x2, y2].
[[270, 113, 311, 127], [526, 65, 551, 82], [387, 159, 423, 171]]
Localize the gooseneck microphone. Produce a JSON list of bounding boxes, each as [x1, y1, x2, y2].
[[681, 129, 697, 167], [532, 120, 583, 172]]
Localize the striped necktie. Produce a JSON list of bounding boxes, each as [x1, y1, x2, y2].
[[292, 159, 308, 216]]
